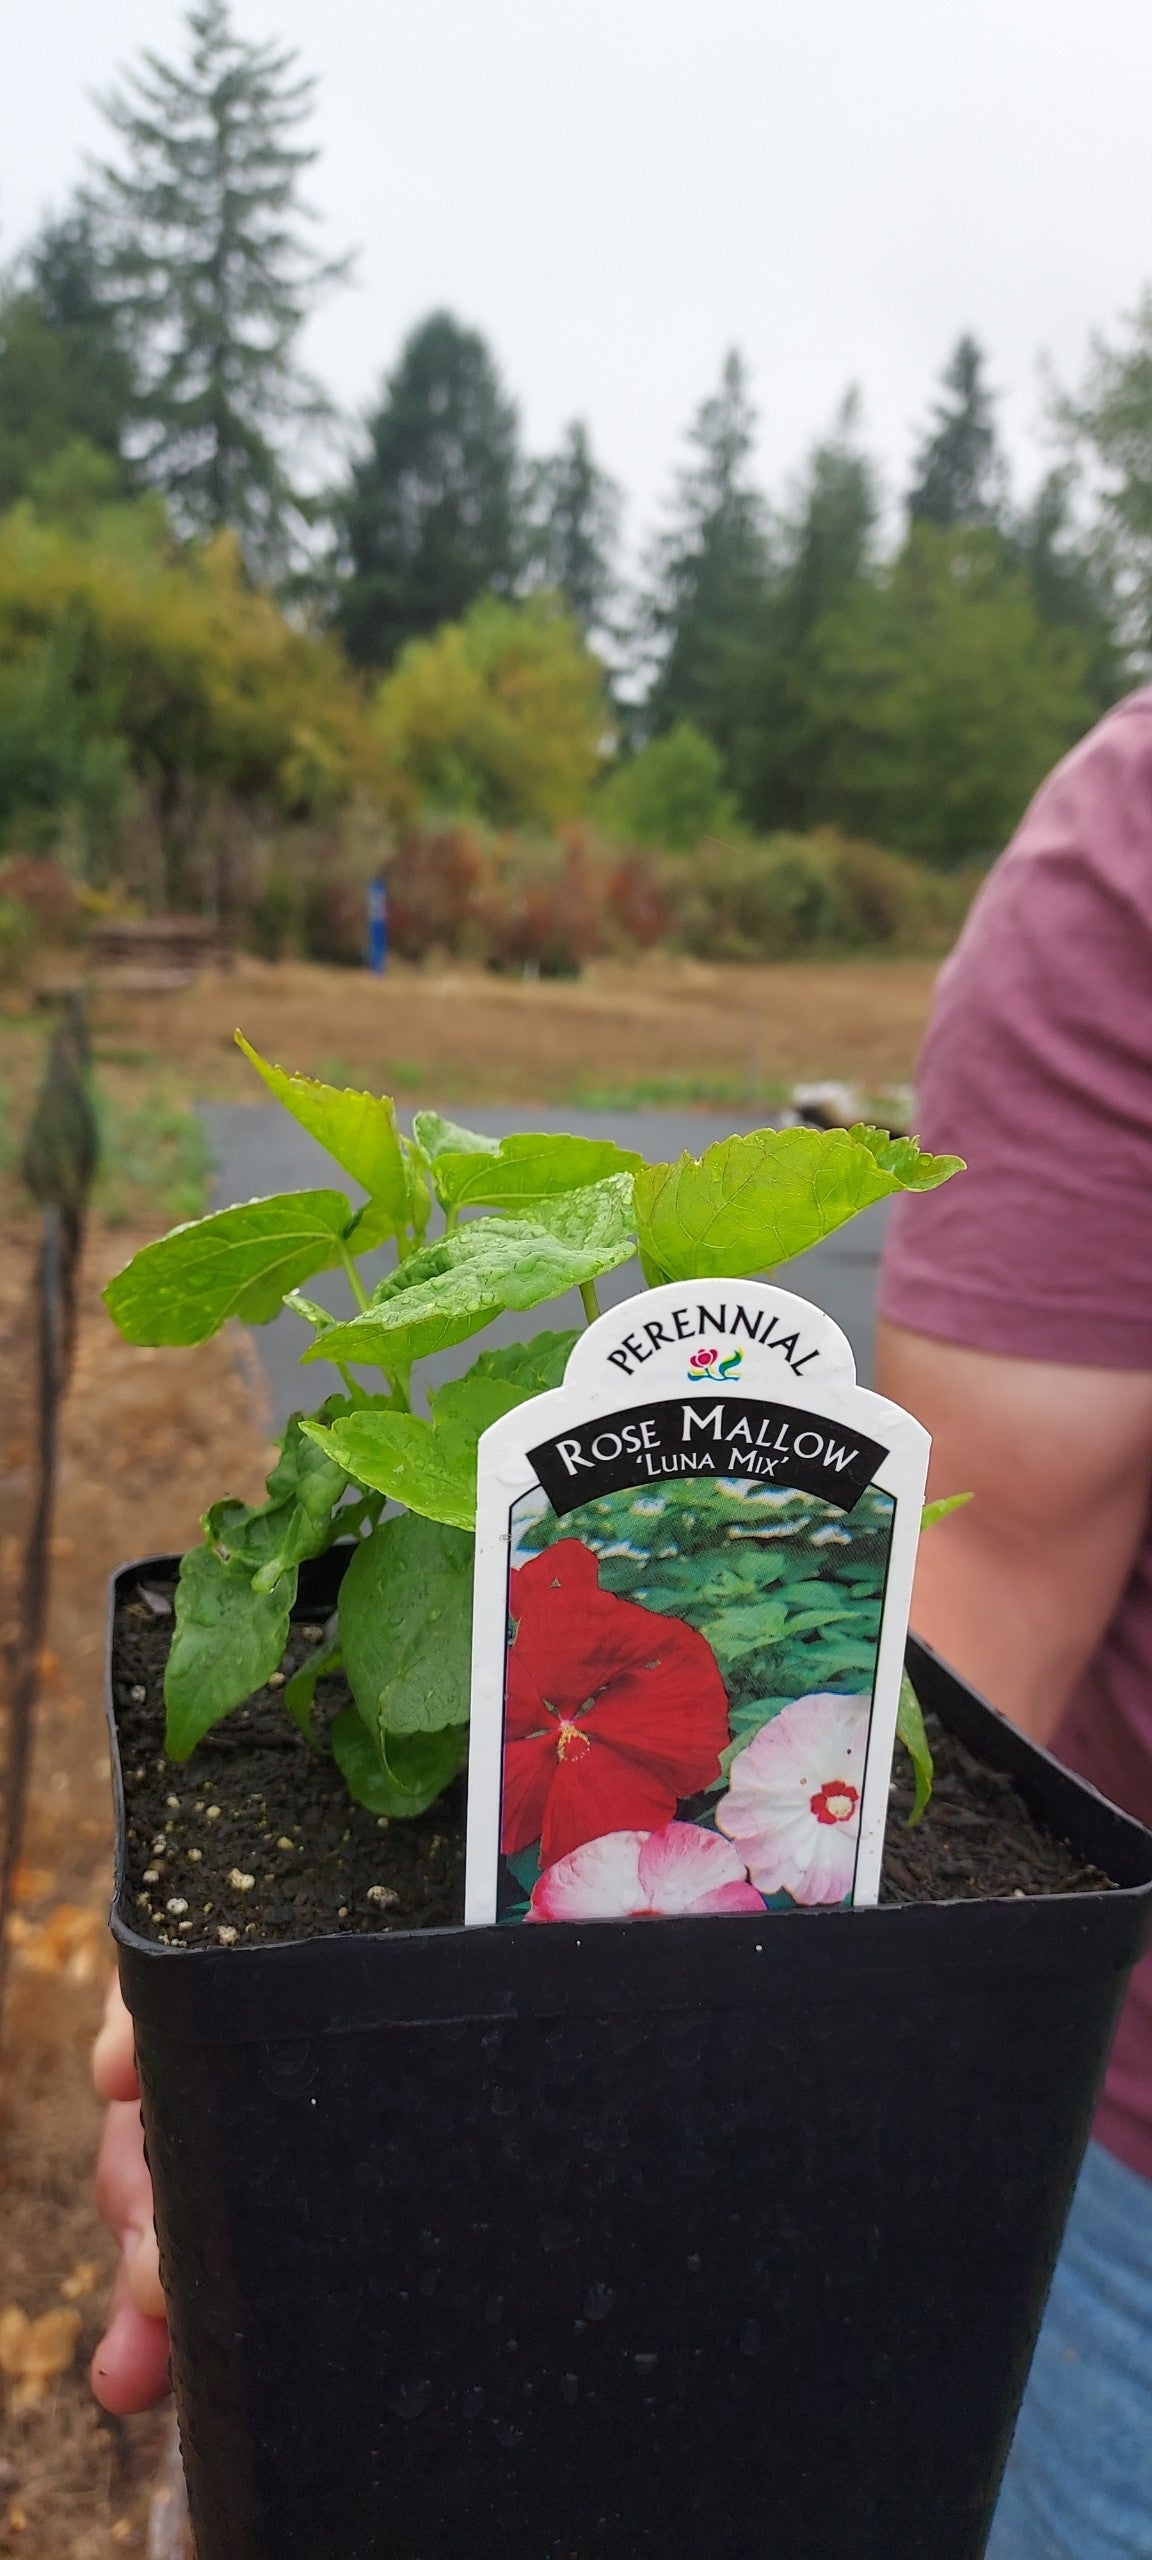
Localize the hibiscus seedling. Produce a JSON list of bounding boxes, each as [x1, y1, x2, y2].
[[104, 1037, 961, 1824]]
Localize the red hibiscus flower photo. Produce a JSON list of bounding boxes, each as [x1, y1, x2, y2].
[[501, 1539, 730, 1868]]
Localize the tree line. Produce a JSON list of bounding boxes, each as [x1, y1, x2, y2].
[[4, 0, 1152, 874]]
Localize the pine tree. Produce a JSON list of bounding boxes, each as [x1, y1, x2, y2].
[[522, 421, 621, 636], [0, 210, 134, 508], [907, 334, 1007, 529], [644, 349, 771, 749], [337, 312, 520, 669], [1015, 466, 1121, 710], [779, 390, 878, 644], [90, 0, 345, 572], [1057, 290, 1152, 659], [727, 392, 880, 830]]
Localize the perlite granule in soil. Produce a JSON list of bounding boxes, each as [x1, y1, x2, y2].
[[112, 1587, 1111, 1948]]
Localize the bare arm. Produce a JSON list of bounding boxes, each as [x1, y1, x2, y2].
[[875, 1320, 1152, 1746]]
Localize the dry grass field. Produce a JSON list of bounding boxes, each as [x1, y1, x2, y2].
[[75, 948, 940, 1108]]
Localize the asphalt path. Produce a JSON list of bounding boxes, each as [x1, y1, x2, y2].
[[199, 1102, 889, 1430]]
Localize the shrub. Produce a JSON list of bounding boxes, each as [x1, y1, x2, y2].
[[234, 816, 977, 978], [374, 595, 608, 828], [605, 849, 675, 948], [0, 490, 387, 878], [303, 846, 373, 969], [246, 871, 301, 962], [379, 822, 668, 977], [675, 829, 972, 961], [385, 823, 488, 962], [0, 893, 36, 986], [477, 830, 608, 978], [0, 852, 83, 941], [598, 721, 739, 851]]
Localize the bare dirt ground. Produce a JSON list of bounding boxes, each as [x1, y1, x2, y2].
[[0, 1222, 272, 2557], [77, 948, 940, 1108]]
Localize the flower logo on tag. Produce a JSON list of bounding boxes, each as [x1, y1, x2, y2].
[[687, 1345, 742, 1383]]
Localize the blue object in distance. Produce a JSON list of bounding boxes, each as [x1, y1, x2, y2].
[[367, 875, 388, 975]]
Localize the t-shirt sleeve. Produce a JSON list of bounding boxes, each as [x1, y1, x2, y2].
[[879, 691, 1152, 1370]]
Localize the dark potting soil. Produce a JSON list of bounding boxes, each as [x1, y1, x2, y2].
[[880, 1712, 1113, 1905], [111, 1584, 1113, 1951]]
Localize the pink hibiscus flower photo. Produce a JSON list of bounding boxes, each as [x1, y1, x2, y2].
[[528, 1822, 764, 1922], [716, 1692, 870, 1907]]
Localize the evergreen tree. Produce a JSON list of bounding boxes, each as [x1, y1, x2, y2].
[[807, 525, 1091, 864], [907, 334, 1007, 529], [337, 311, 520, 669], [90, 0, 345, 572], [1014, 466, 1121, 711], [779, 390, 878, 643], [522, 420, 620, 636], [0, 211, 134, 509], [644, 349, 771, 752], [728, 392, 881, 830], [1057, 290, 1152, 659]]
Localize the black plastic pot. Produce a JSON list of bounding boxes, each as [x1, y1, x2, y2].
[[107, 1551, 1152, 2560]]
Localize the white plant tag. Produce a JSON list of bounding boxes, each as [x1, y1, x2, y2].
[[465, 1279, 929, 1927]]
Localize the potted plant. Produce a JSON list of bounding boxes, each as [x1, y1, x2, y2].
[[104, 1040, 1152, 2560]]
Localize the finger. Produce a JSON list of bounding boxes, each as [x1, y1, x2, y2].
[[90, 2259, 170, 2415], [93, 1976, 139, 2104], [125, 2218, 167, 2324], [94, 2100, 154, 2243]]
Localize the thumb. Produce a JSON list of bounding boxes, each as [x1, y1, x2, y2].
[[125, 2219, 166, 2324]]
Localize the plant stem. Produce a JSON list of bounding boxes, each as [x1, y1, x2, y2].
[[340, 1246, 369, 1312], [580, 1278, 601, 1325], [335, 1362, 368, 1406], [444, 1204, 460, 1236], [387, 1365, 412, 1413]]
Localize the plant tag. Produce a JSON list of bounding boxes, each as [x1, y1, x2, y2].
[[465, 1278, 929, 1926]]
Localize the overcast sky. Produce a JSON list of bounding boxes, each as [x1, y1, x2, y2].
[[4, 0, 1152, 547]]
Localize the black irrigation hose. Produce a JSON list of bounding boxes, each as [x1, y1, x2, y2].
[[0, 997, 98, 2036]]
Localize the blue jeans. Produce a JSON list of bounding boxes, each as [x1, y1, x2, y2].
[[986, 2140, 1152, 2559]]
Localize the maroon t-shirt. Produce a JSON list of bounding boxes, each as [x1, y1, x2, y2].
[[879, 686, 1152, 2184]]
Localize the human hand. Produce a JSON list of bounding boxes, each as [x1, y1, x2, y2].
[[90, 1974, 170, 2413]]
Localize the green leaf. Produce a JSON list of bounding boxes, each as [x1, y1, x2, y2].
[[307, 1334, 576, 1529], [412, 1108, 499, 1166], [329, 1708, 466, 1818], [524, 1173, 636, 1256], [849, 1124, 965, 1191], [412, 1110, 499, 1207], [338, 1511, 474, 1740], [921, 1492, 973, 1531], [204, 1401, 367, 1595], [307, 1184, 634, 1373], [282, 1625, 341, 1751], [309, 1381, 512, 1531], [432, 1130, 643, 1213], [283, 1289, 336, 1333], [343, 1195, 406, 1251], [465, 1329, 579, 1396], [634, 1125, 963, 1282], [104, 1190, 357, 1343], [403, 1139, 432, 1241], [236, 1033, 409, 1229], [164, 1543, 294, 1758], [897, 1669, 934, 1825], [700, 1599, 790, 1663], [254, 1412, 355, 1590]]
